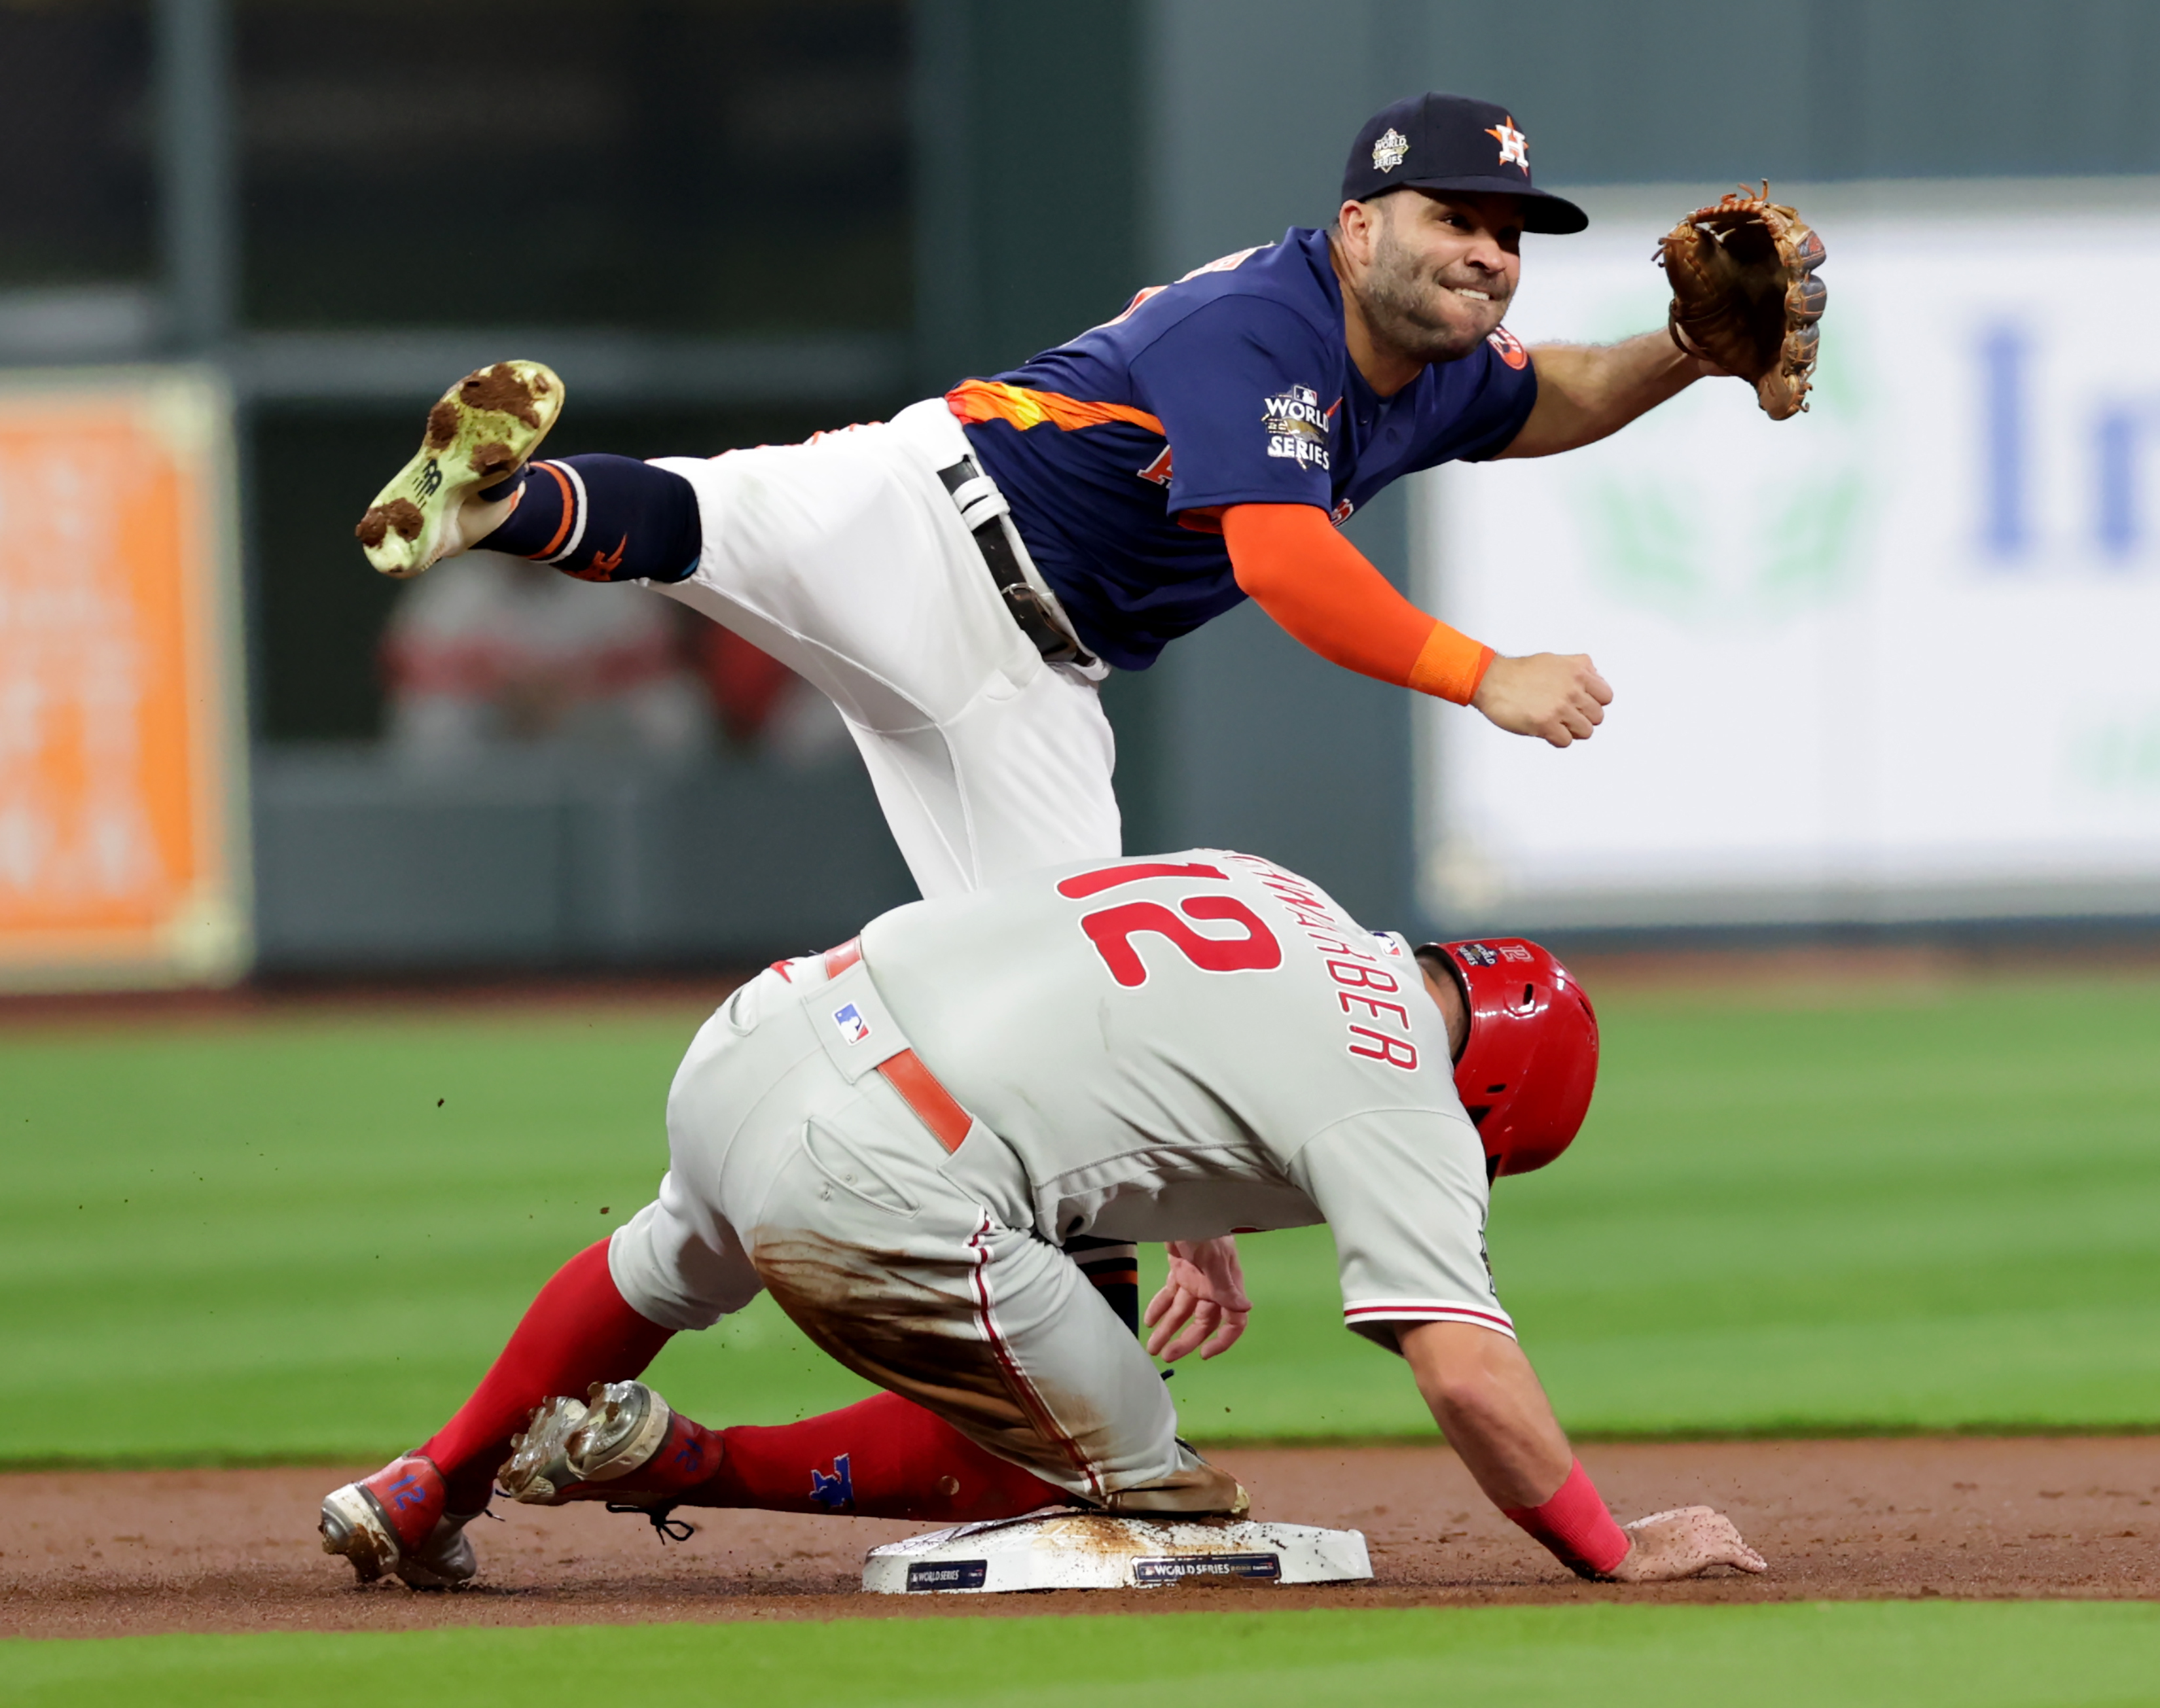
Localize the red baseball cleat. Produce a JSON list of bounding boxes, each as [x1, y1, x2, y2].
[[319, 1454, 484, 1588], [498, 1381, 723, 1514]]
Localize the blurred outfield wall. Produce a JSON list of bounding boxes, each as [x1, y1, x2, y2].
[[1418, 179, 2160, 929]]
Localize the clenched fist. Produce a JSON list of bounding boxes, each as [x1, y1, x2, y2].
[[1471, 652, 1613, 747]]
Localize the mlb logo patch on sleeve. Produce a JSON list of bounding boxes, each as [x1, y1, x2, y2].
[[832, 1003, 872, 1046]]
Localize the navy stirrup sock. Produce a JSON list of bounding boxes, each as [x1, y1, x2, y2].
[[477, 454, 702, 584]]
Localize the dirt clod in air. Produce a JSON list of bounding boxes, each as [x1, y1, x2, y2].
[[355, 499, 425, 546], [469, 440, 519, 479], [423, 400, 459, 450], [459, 364, 541, 428]]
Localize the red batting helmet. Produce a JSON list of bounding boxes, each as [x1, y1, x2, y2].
[[1418, 938, 1599, 1177]]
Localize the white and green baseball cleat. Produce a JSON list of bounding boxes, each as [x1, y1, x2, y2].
[[354, 359, 564, 578]]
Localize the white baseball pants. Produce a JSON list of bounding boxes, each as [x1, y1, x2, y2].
[[649, 400, 1121, 898], [608, 953, 1240, 1514]]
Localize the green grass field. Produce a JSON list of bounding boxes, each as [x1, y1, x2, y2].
[[5, 972, 2157, 1465], [7, 1605, 2159, 1708]]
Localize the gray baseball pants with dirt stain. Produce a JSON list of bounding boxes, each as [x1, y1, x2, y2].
[[605, 953, 1240, 1514]]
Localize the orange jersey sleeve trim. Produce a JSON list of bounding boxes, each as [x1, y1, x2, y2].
[[946, 378, 1166, 437], [1221, 503, 1494, 705]]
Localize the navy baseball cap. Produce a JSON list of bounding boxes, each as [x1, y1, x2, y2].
[[1342, 92, 1588, 235]]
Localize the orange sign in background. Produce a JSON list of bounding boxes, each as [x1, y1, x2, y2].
[[0, 370, 249, 988]]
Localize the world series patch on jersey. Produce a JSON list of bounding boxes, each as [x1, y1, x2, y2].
[[1263, 383, 1334, 469]]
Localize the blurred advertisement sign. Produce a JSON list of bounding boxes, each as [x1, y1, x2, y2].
[[1418, 188, 2160, 927], [0, 369, 249, 986]]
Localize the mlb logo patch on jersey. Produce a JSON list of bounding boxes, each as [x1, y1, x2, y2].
[[831, 1002, 872, 1046]]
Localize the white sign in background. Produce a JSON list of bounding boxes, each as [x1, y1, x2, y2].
[[1417, 187, 2160, 927]]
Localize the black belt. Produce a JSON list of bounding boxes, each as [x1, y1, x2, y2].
[[937, 455, 1093, 667]]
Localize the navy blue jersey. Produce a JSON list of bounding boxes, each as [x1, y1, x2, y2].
[[948, 226, 1538, 671]]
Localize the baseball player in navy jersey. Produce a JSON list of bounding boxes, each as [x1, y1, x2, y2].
[[357, 90, 1740, 898], [322, 848, 1767, 1588]]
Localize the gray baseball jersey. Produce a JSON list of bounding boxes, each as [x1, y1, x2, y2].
[[859, 848, 1510, 1345]]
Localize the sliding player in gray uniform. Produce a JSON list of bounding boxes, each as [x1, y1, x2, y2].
[[323, 851, 1765, 1586]]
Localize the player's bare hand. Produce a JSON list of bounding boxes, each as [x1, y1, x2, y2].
[[1143, 1237, 1251, 1362], [1471, 652, 1613, 747], [1604, 1506, 1769, 1582]]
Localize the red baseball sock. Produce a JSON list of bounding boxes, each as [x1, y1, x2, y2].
[[685, 1390, 1070, 1522], [420, 1238, 675, 1513]]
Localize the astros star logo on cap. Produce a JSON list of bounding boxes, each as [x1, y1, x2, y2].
[[1485, 116, 1529, 171]]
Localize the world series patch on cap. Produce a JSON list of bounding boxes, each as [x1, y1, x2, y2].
[[1342, 92, 1589, 234]]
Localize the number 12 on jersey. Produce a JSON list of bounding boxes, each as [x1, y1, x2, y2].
[[1057, 862, 1283, 989]]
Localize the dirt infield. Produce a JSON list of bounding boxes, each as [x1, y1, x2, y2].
[[5, 1438, 2153, 1638]]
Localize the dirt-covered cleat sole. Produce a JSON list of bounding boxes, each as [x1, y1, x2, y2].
[[567, 1381, 677, 1482], [499, 1393, 590, 1505], [499, 1383, 723, 1512], [319, 1476, 481, 1588], [355, 360, 563, 579], [319, 1481, 399, 1583]]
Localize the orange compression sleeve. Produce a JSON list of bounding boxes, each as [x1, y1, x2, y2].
[[1221, 504, 1495, 705]]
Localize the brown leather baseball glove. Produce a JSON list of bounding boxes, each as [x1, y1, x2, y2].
[[1658, 183, 1826, 420]]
